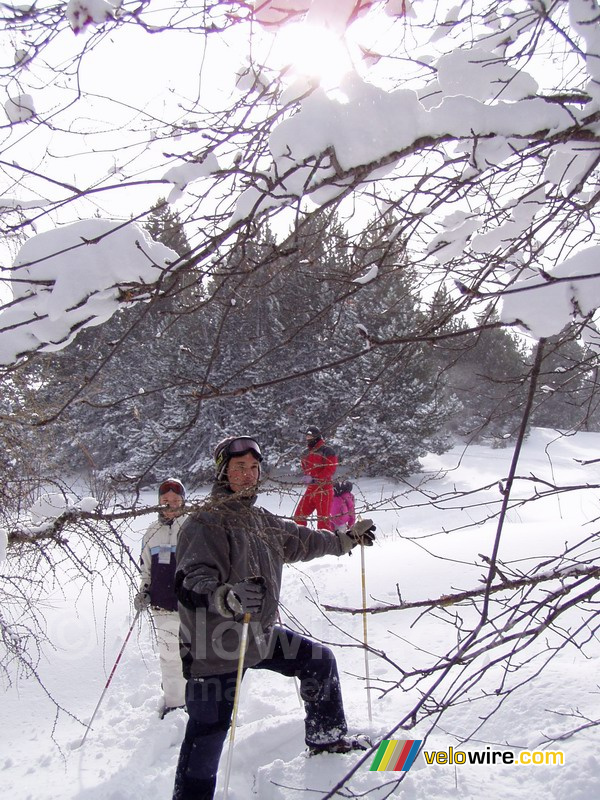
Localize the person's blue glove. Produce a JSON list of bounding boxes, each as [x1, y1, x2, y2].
[[302, 475, 313, 484]]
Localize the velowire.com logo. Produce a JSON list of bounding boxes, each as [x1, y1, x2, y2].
[[369, 739, 422, 772], [369, 740, 565, 772]]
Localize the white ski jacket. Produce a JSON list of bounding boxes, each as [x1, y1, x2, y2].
[[139, 515, 187, 612]]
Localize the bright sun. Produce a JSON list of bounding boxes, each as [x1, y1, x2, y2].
[[272, 23, 354, 88]]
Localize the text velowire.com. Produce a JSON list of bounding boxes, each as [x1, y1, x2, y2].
[[369, 741, 564, 772], [422, 746, 564, 767]]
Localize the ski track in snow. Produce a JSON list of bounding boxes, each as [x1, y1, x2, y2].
[[3, 428, 600, 799]]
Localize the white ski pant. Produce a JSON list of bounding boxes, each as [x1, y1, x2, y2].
[[151, 608, 186, 709]]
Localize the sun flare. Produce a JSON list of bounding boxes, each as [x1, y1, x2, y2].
[[272, 22, 353, 88]]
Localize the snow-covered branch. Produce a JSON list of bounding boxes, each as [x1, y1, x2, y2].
[[324, 562, 600, 615]]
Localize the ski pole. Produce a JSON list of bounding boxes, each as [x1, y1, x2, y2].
[[360, 542, 373, 724], [222, 611, 251, 800], [79, 609, 141, 748]]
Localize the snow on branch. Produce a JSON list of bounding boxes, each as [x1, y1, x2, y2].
[[4, 499, 218, 547], [0, 220, 178, 366], [323, 562, 600, 615]]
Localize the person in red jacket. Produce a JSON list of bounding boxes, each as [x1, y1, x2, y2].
[[293, 425, 338, 531]]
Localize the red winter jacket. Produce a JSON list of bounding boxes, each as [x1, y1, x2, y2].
[[301, 439, 338, 484]]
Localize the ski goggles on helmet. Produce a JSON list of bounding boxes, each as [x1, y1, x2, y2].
[[215, 436, 263, 479], [158, 479, 185, 497], [226, 437, 262, 459]]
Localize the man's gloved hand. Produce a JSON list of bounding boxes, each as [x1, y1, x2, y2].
[[134, 591, 151, 611], [349, 519, 376, 546], [338, 519, 376, 553], [302, 475, 313, 484], [211, 576, 267, 620]]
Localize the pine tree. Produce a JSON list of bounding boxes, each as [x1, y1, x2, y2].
[[33, 207, 505, 486], [531, 329, 593, 432], [145, 200, 190, 259], [436, 304, 530, 444], [329, 221, 455, 478]]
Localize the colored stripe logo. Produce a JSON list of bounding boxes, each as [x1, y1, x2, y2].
[[370, 739, 422, 772]]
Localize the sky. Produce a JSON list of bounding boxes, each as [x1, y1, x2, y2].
[[2, 427, 600, 799]]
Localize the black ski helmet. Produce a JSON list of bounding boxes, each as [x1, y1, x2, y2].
[[334, 480, 352, 496], [214, 436, 263, 481], [301, 424, 322, 439]]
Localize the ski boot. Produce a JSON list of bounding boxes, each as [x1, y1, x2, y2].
[[307, 733, 372, 756]]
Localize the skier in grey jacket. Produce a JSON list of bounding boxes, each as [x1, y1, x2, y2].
[[172, 435, 375, 800]]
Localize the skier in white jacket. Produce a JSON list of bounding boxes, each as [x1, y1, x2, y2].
[[134, 478, 187, 717]]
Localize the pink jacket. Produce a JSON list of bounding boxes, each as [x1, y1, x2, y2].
[[329, 491, 355, 530]]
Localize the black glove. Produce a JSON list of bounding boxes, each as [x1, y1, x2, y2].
[[348, 519, 376, 547], [211, 576, 266, 619]]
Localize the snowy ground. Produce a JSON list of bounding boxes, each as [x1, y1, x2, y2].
[[3, 428, 600, 799]]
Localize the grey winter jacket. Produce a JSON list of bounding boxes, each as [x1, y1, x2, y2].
[[175, 482, 349, 678]]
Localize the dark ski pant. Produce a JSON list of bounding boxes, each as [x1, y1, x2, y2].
[[172, 626, 348, 800]]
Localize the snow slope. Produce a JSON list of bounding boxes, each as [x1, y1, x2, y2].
[[3, 428, 600, 799]]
